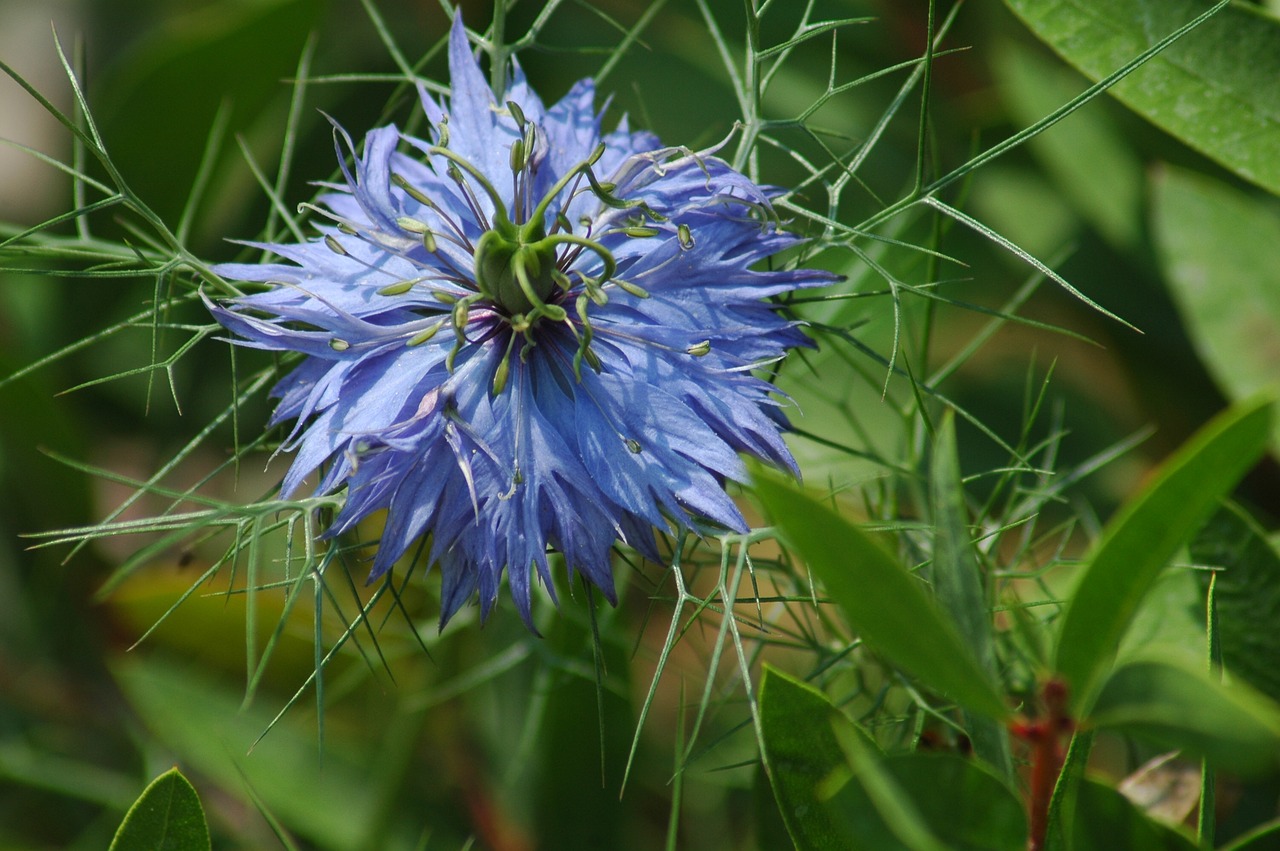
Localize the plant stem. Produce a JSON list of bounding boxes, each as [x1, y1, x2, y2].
[[1019, 678, 1072, 851]]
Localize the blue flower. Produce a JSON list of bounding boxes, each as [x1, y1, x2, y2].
[[206, 14, 834, 629]]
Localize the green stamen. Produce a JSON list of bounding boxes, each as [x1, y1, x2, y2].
[[406, 322, 444, 347], [687, 340, 712, 357], [377, 280, 414, 296]]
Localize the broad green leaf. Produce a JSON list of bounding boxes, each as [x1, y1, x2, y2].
[[759, 666, 876, 850], [1090, 656, 1280, 775], [930, 413, 1013, 778], [1053, 395, 1272, 711], [758, 669, 1024, 851], [1003, 0, 1280, 197], [753, 473, 1009, 719], [1153, 167, 1280, 446], [1190, 503, 1280, 703], [110, 768, 211, 851], [993, 40, 1144, 250], [825, 750, 1026, 851], [826, 721, 950, 851], [1070, 780, 1197, 851]]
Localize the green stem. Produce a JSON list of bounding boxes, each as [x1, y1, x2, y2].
[[488, 0, 507, 98]]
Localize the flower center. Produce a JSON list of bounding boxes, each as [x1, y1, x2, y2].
[[473, 211, 560, 318], [377, 101, 670, 394]]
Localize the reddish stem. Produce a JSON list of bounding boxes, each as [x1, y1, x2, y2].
[[1017, 679, 1072, 851]]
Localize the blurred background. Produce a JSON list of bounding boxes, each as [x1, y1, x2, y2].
[[2, 0, 1278, 848]]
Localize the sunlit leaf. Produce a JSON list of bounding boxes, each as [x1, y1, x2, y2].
[[759, 666, 873, 849], [1090, 656, 1280, 775], [753, 471, 1009, 719], [109, 768, 210, 851], [1003, 0, 1280, 196], [1053, 395, 1272, 711], [1153, 166, 1280, 447]]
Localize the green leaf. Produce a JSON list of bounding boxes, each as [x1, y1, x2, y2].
[[1053, 395, 1273, 711], [1002, 0, 1280, 197], [753, 472, 1009, 719], [110, 768, 211, 851], [112, 655, 410, 851], [1153, 167, 1280, 446], [993, 40, 1144, 251], [1221, 820, 1280, 850], [1090, 656, 1280, 775], [826, 750, 1026, 851], [1069, 779, 1197, 851], [1190, 503, 1280, 703], [758, 669, 1024, 851], [825, 725, 950, 851], [930, 413, 1013, 778], [759, 666, 878, 850]]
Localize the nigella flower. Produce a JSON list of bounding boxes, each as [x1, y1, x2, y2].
[[206, 14, 834, 629]]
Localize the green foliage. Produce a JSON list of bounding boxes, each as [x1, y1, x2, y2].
[[5, 0, 1280, 848], [759, 666, 878, 849], [1003, 0, 1280, 196], [930, 412, 1014, 779], [753, 470, 1009, 720], [1054, 395, 1273, 711], [1091, 657, 1280, 776], [1154, 167, 1280, 445], [110, 768, 210, 851], [1191, 504, 1280, 703], [1067, 781, 1198, 851], [760, 667, 1026, 851]]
